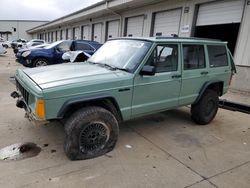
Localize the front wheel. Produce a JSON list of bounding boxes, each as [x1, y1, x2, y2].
[[33, 58, 48, 67], [191, 89, 219, 125], [64, 106, 119, 160]]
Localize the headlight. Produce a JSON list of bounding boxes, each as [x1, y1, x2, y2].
[[22, 51, 31, 57], [36, 99, 45, 119]]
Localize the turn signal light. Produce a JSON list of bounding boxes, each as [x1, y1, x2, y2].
[[36, 99, 45, 119]]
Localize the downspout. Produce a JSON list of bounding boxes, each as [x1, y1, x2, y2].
[[105, 0, 123, 37]]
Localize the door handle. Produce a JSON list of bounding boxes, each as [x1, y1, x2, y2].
[[172, 74, 181, 79], [200, 71, 208, 75]]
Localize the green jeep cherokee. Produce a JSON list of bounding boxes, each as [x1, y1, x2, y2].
[[12, 37, 236, 160]]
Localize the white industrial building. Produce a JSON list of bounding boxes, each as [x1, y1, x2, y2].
[[0, 20, 48, 41], [27, 0, 250, 92]]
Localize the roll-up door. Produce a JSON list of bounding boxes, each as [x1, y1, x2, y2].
[[92, 23, 103, 43], [66, 28, 72, 40], [194, 0, 244, 54], [81, 25, 90, 40], [196, 0, 244, 26], [73, 27, 80, 40], [53, 31, 56, 42], [106, 20, 119, 40], [125, 16, 144, 37], [152, 8, 182, 36]]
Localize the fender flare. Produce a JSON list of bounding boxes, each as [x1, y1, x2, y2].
[[193, 80, 223, 104], [57, 94, 122, 120]]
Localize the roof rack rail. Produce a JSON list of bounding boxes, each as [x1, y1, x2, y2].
[[155, 36, 222, 41]]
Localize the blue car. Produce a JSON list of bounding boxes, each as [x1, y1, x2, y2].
[[16, 40, 102, 67]]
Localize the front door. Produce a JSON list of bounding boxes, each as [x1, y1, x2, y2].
[[54, 41, 73, 64], [132, 43, 181, 118]]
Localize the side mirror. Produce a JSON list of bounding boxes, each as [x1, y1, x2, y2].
[[140, 65, 156, 76]]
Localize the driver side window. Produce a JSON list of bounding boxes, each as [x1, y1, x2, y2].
[[146, 44, 178, 73], [56, 41, 72, 53]]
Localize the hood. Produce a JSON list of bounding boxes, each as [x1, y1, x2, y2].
[[22, 63, 129, 89]]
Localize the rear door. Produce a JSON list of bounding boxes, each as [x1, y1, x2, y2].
[[179, 44, 210, 105], [207, 44, 232, 93], [132, 43, 181, 117]]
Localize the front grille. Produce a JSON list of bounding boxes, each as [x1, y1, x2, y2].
[[16, 80, 29, 103]]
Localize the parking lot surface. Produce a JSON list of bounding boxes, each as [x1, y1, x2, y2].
[[0, 49, 250, 188]]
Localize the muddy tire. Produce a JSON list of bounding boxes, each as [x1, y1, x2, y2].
[[33, 58, 48, 67], [191, 89, 219, 125], [64, 106, 119, 160]]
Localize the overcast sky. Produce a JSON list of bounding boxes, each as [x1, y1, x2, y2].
[[0, 0, 102, 21]]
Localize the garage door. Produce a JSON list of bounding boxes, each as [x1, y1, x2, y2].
[[66, 28, 72, 40], [153, 8, 182, 36], [81, 25, 90, 40], [92, 23, 103, 43], [106, 20, 119, 40], [125, 16, 144, 37], [73, 27, 80, 39], [53, 31, 56, 42], [196, 0, 244, 26]]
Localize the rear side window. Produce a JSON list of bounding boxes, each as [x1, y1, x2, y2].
[[75, 42, 94, 51], [207, 45, 228, 67], [183, 45, 205, 70]]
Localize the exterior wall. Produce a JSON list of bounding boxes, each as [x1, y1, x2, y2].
[[0, 20, 48, 41], [231, 1, 250, 92], [231, 66, 250, 92], [28, 0, 250, 92]]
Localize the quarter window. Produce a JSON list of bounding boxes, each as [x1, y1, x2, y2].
[[208, 45, 228, 67], [183, 45, 205, 70]]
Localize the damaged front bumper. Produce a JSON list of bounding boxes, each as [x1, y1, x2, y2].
[[11, 91, 49, 126]]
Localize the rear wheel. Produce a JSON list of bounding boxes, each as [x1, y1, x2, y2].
[[64, 106, 119, 160], [191, 89, 219, 125], [33, 58, 48, 67]]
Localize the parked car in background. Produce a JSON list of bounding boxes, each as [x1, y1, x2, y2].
[[0, 44, 7, 55], [11, 39, 27, 49], [14, 39, 46, 54], [16, 40, 102, 67], [1, 41, 12, 48]]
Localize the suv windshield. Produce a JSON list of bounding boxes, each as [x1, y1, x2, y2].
[[87, 39, 152, 72]]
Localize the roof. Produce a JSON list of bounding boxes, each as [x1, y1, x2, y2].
[[110, 37, 228, 44], [0, 20, 49, 22], [26, 0, 164, 33]]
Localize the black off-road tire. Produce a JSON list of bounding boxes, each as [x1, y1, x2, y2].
[[191, 89, 219, 125], [33, 58, 48, 67], [64, 106, 119, 160]]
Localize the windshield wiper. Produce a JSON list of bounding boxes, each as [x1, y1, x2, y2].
[[87, 61, 129, 72], [113, 67, 129, 72]]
